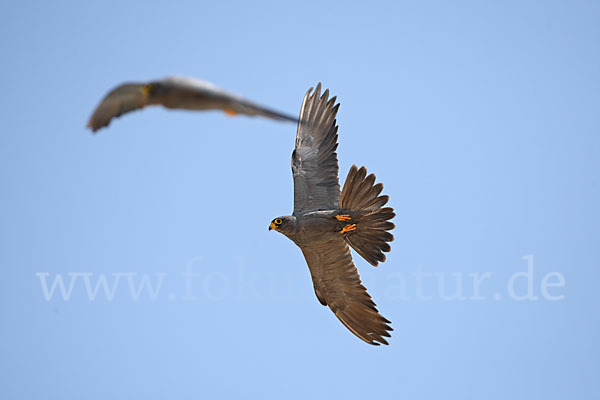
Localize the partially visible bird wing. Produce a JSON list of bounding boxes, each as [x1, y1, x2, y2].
[[300, 237, 392, 345], [158, 77, 298, 122], [218, 95, 299, 122], [292, 83, 341, 214], [199, 88, 298, 123], [87, 76, 298, 132], [87, 83, 156, 132]]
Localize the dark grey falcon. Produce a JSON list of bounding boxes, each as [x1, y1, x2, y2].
[[269, 84, 395, 345], [87, 76, 297, 132]]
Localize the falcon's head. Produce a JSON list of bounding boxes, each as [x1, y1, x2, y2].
[[268, 216, 296, 235]]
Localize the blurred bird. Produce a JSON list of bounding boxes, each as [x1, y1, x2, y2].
[[87, 76, 298, 132], [269, 84, 395, 346]]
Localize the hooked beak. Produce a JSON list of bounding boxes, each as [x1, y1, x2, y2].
[[269, 222, 276, 231]]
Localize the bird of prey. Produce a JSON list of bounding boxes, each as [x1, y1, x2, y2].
[[269, 84, 395, 345], [87, 76, 298, 132]]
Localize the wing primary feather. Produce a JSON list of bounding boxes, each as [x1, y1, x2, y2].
[[292, 83, 342, 213], [300, 238, 392, 346]]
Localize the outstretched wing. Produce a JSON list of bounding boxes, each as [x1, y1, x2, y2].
[[157, 77, 298, 122], [300, 237, 393, 345], [219, 95, 298, 122], [87, 76, 298, 132], [87, 83, 156, 132], [292, 83, 341, 214]]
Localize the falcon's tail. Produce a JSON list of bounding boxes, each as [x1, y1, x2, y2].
[[339, 165, 395, 266]]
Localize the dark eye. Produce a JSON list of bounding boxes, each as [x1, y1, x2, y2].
[[275, 219, 282, 225]]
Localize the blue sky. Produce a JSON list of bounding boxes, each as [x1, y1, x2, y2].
[[1, 1, 599, 399]]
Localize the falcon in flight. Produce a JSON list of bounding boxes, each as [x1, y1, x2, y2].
[[269, 84, 395, 345], [87, 76, 297, 132]]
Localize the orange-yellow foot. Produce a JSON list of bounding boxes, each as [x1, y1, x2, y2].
[[340, 223, 357, 234], [336, 214, 351, 221], [224, 108, 238, 117]]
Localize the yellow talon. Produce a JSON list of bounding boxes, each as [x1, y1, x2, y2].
[[224, 108, 238, 117], [340, 224, 356, 234], [336, 214, 351, 221]]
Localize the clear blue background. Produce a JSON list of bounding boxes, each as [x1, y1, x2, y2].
[[1, 1, 599, 399]]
